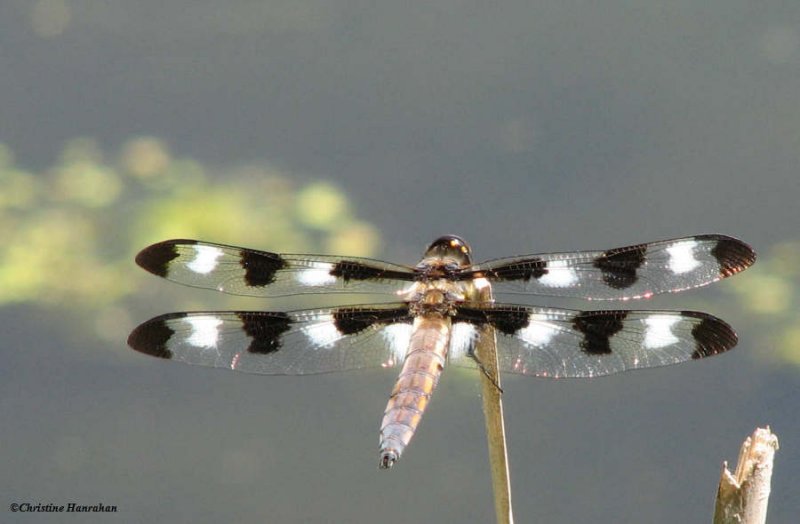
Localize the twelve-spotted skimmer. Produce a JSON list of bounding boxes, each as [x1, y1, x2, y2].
[[128, 234, 755, 469]]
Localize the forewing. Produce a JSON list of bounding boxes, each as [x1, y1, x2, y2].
[[135, 239, 418, 297], [451, 305, 737, 378], [467, 235, 755, 300], [128, 304, 414, 375]]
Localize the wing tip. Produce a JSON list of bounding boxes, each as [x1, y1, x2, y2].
[[681, 311, 738, 358], [135, 240, 197, 277], [128, 316, 175, 359], [706, 235, 757, 277]]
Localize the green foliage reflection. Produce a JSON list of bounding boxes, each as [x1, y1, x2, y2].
[[723, 241, 800, 368], [0, 137, 379, 342]]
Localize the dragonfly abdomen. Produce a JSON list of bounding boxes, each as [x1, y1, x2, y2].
[[379, 317, 451, 469]]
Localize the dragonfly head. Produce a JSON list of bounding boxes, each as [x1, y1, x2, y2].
[[424, 235, 473, 266]]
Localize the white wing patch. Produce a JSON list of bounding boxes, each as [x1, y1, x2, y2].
[[666, 241, 700, 274], [519, 313, 560, 347], [538, 259, 579, 287], [643, 315, 681, 348], [472, 276, 491, 292], [381, 323, 413, 366], [300, 313, 343, 348], [186, 245, 224, 275], [296, 263, 337, 286], [184, 316, 223, 348], [449, 322, 478, 361]]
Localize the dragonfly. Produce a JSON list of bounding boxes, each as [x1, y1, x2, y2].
[[128, 234, 755, 469]]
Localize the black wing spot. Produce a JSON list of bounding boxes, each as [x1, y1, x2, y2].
[[333, 307, 412, 335], [330, 260, 385, 282], [128, 317, 175, 359], [573, 311, 627, 355], [486, 258, 548, 282], [708, 237, 757, 277], [454, 307, 530, 336], [330, 261, 416, 283], [593, 244, 647, 289], [135, 240, 190, 277], [487, 309, 531, 335], [686, 312, 738, 358], [240, 250, 286, 287], [238, 312, 292, 354]]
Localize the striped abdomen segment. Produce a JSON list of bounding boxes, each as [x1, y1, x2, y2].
[[379, 316, 451, 469]]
